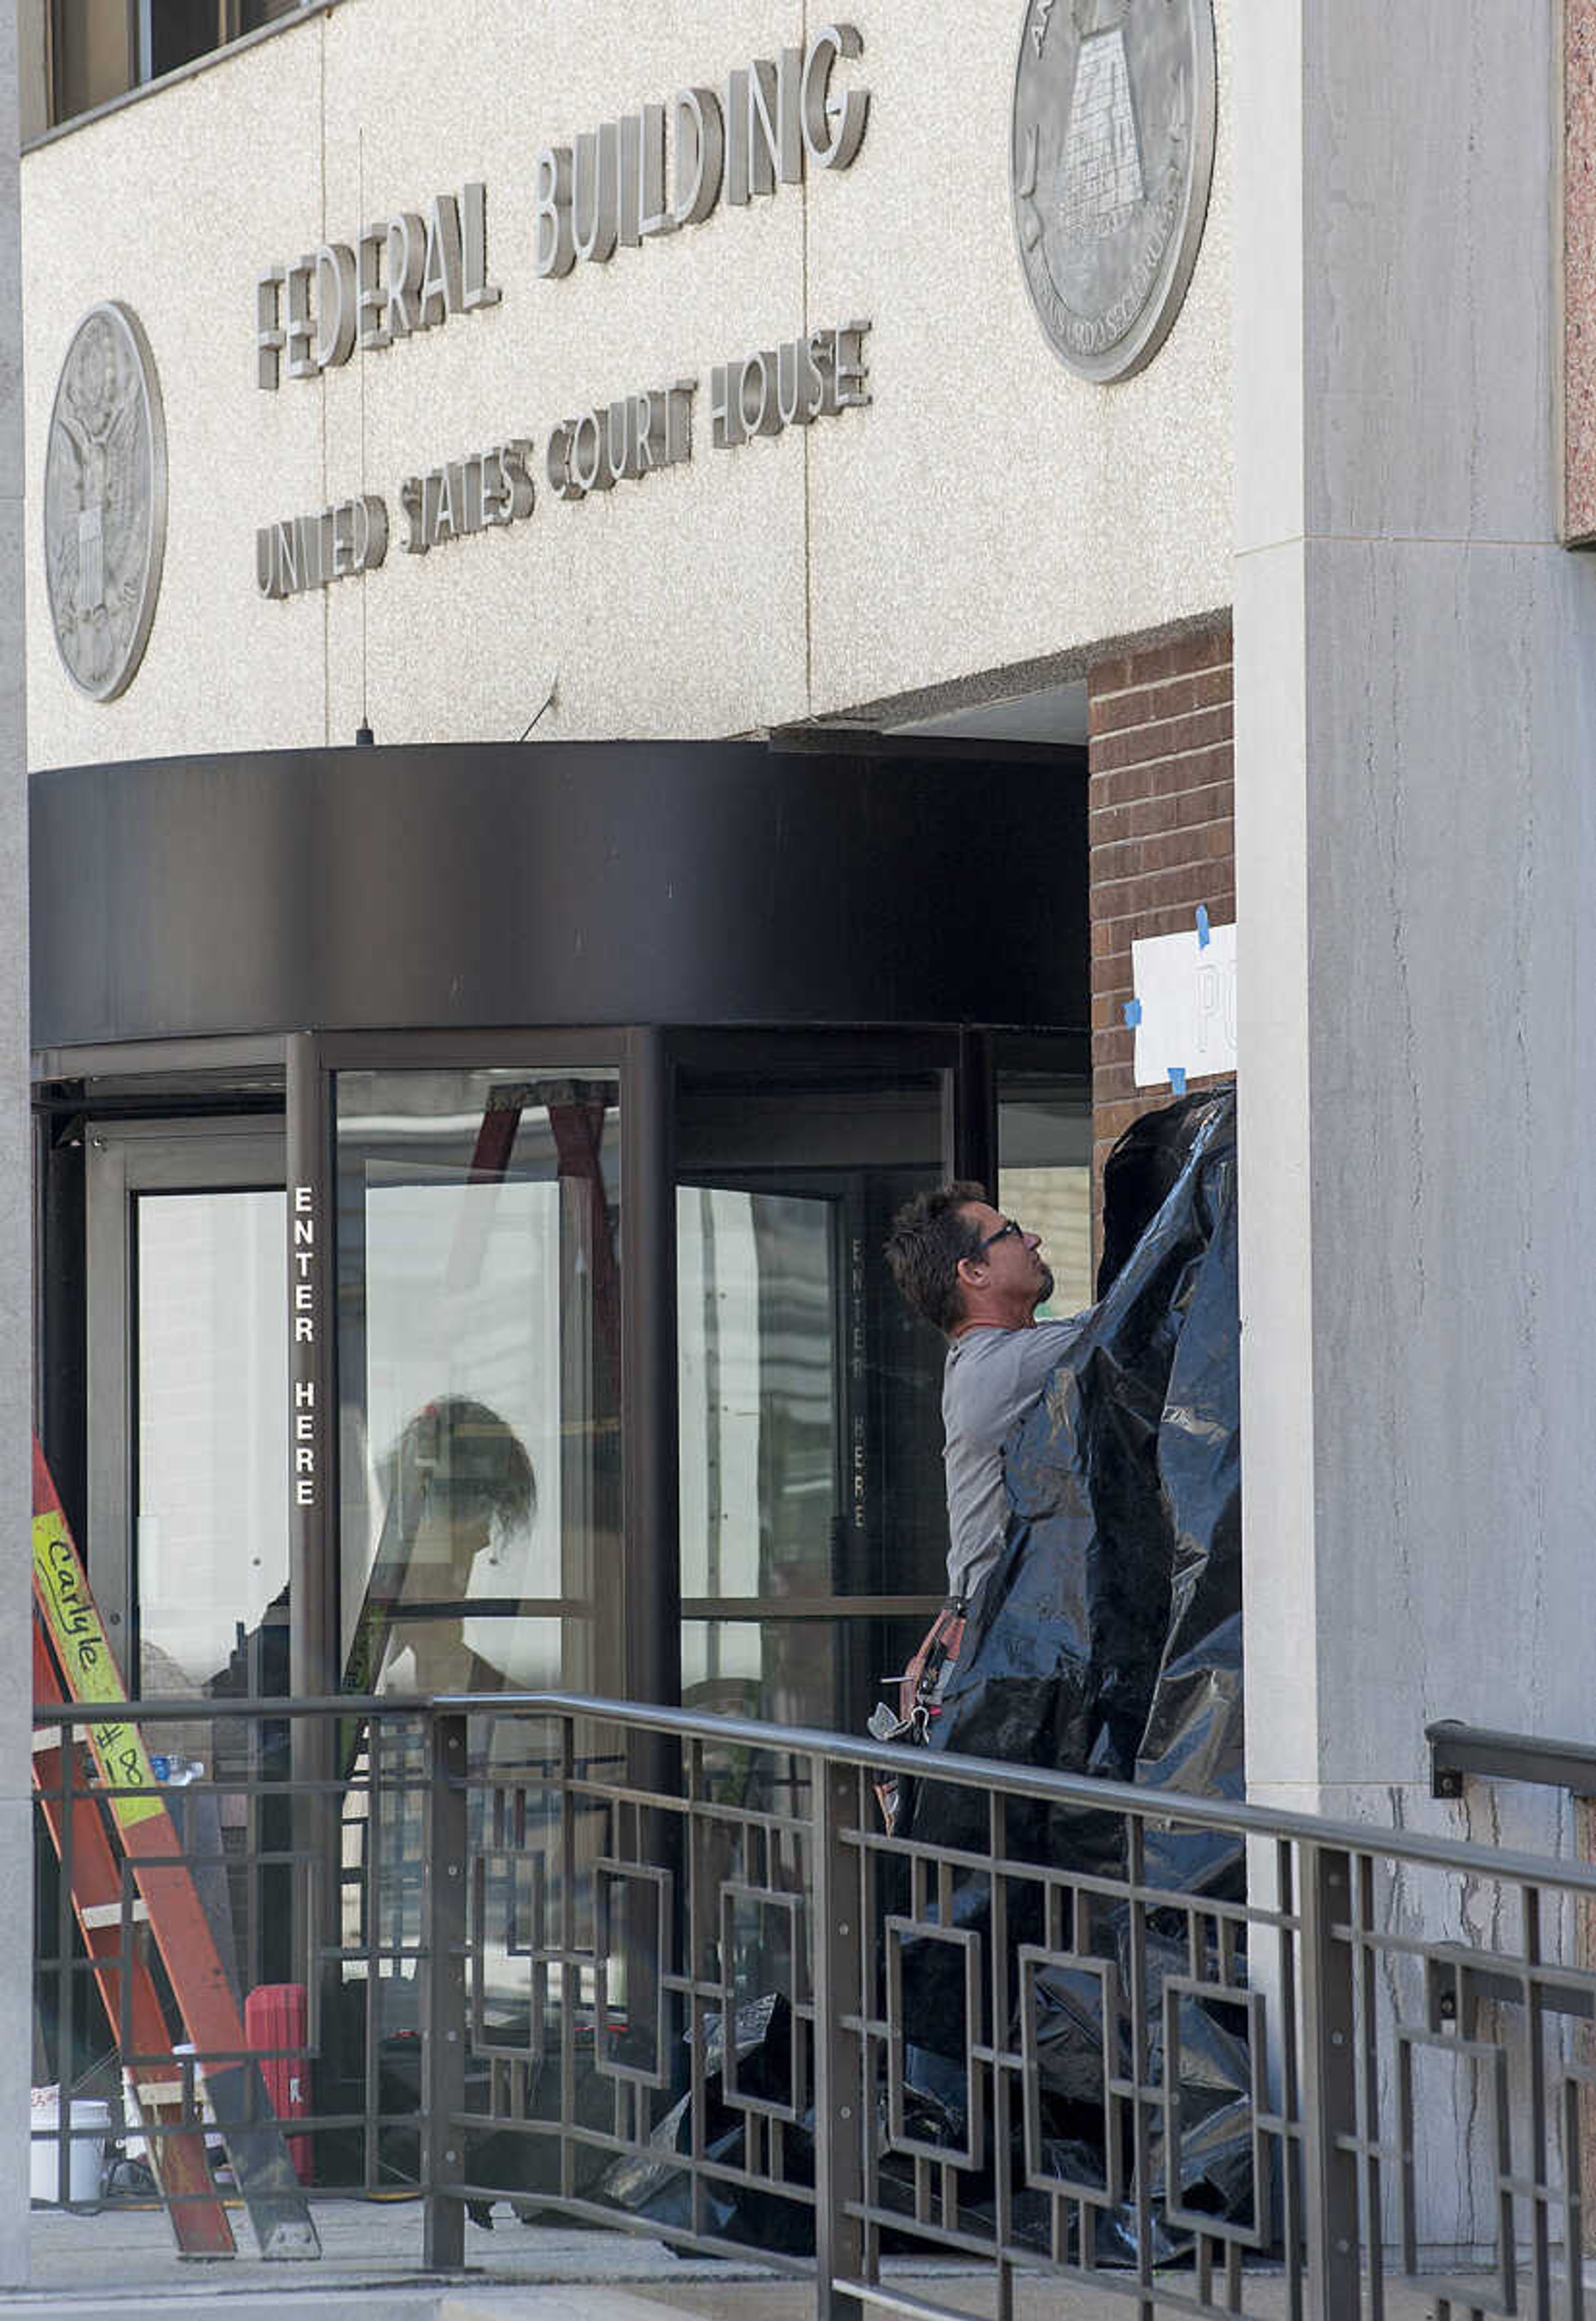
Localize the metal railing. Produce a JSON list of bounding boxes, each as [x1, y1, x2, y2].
[[32, 1688, 1596, 2316], [1429, 1718, 1596, 1802]]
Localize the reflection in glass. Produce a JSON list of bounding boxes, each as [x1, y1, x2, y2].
[[676, 1072, 948, 1734], [998, 1074, 1093, 1317], [681, 1615, 941, 1733], [135, 1189, 289, 1698], [141, 0, 221, 80], [134, 1188, 292, 1999], [51, 0, 135, 124], [348, 1397, 537, 1693], [336, 1070, 620, 1698], [678, 1189, 837, 1605]]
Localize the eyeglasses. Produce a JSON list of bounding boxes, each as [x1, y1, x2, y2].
[[973, 1218, 1024, 1255]]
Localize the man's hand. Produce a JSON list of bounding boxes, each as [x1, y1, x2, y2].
[[900, 1600, 968, 1725]]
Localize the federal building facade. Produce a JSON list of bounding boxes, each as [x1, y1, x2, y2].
[[7, 0, 1596, 2267], [22, 0, 1239, 1743]]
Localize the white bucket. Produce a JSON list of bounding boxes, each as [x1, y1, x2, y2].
[[30, 2095, 110, 2204]]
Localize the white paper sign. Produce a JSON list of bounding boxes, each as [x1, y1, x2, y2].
[[1130, 920, 1237, 1089]]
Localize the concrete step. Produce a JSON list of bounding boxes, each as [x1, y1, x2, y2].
[[0, 2275, 1460, 2321], [0, 2291, 711, 2321]]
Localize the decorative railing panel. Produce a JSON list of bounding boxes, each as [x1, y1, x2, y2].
[[32, 1688, 1596, 2317]]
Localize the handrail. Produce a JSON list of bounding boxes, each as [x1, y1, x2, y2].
[[32, 1685, 1596, 2307], [36, 1687, 1596, 1890], [1427, 1715, 1596, 1800], [30, 1692, 403, 1721], [457, 1688, 1596, 1889]]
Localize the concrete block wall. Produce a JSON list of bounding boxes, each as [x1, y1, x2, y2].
[[1086, 620, 1235, 1214]]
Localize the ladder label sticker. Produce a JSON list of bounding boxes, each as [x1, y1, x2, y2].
[[32, 1511, 163, 1829]]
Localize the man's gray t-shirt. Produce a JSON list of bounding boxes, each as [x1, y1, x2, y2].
[[941, 1317, 1087, 1599]]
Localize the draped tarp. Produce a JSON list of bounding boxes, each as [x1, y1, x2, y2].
[[603, 1086, 1249, 2254], [892, 1084, 1247, 2252], [899, 1081, 1242, 1881]]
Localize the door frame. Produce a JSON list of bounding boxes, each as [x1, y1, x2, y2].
[[85, 1115, 286, 1681]]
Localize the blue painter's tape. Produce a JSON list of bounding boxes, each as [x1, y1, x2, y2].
[[1123, 998, 1142, 1026], [1196, 904, 1211, 949], [1168, 1066, 1187, 1095]]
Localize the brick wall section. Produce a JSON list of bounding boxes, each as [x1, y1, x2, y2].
[[1089, 620, 1235, 1223]]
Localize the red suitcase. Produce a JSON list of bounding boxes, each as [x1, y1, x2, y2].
[[245, 1984, 311, 2184]]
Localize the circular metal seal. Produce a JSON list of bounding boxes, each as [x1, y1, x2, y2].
[[42, 300, 167, 701], [1012, 0, 1217, 383]]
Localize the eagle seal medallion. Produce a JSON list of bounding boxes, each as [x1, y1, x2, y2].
[[43, 301, 167, 701], [1012, 0, 1217, 382]]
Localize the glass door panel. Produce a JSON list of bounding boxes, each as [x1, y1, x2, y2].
[[335, 1068, 620, 1698], [678, 1188, 838, 1606], [135, 1188, 290, 1698], [678, 1186, 843, 1727], [81, 1121, 291, 2016], [85, 1118, 289, 1703], [676, 1070, 948, 1734], [332, 1066, 621, 2069], [997, 1071, 1094, 1315]]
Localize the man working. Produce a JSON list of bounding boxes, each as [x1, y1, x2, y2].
[[885, 1182, 1087, 1608]]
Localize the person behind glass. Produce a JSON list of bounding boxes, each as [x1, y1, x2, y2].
[[884, 1184, 1088, 1720], [356, 1397, 536, 1696]]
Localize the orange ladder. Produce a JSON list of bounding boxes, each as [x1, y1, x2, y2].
[[32, 1438, 319, 2260]]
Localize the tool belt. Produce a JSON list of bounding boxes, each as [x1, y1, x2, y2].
[[867, 1592, 969, 1829]]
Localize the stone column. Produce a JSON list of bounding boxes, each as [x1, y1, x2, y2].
[[1236, 0, 1596, 2248], [1239, 0, 1596, 1826], [0, 0, 31, 2287]]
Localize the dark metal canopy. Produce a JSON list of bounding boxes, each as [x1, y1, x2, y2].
[[30, 738, 1087, 1049]]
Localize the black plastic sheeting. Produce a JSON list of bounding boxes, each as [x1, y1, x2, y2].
[[900, 1082, 1242, 1873], [603, 1086, 1246, 2257]]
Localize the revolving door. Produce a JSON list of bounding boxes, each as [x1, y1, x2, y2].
[[33, 736, 1091, 1735], [32, 736, 1091, 2146], [310, 1026, 1090, 1741]]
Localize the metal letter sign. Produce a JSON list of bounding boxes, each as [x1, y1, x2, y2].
[[43, 300, 168, 698], [1011, 0, 1216, 382]]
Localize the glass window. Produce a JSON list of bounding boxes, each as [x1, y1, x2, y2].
[[51, 0, 133, 123], [140, 0, 221, 80], [335, 1069, 620, 1699], [50, 0, 308, 128], [998, 1072, 1094, 1318]]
